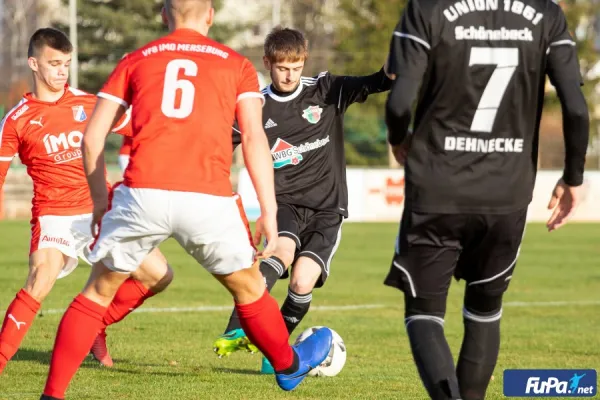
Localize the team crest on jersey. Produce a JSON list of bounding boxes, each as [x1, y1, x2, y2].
[[72, 105, 87, 122], [271, 138, 304, 169], [302, 105, 323, 124]]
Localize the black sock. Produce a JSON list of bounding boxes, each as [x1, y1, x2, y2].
[[223, 257, 286, 333], [280, 287, 312, 335], [275, 348, 300, 375], [456, 308, 502, 400], [406, 316, 461, 400]]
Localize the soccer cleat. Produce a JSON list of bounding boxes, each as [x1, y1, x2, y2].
[[213, 328, 258, 358], [90, 329, 114, 367], [275, 327, 333, 391], [261, 356, 275, 374]]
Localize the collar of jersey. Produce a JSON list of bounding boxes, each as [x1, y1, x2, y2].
[[266, 81, 304, 102], [24, 84, 71, 105]]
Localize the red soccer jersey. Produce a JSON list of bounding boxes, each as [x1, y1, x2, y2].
[[0, 86, 130, 217], [98, 29, 263, 196], [119, 136, 133, 156]]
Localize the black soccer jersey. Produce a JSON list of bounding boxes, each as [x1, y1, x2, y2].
[[387, 0, 583, 214], [234, 69, 391, 217]]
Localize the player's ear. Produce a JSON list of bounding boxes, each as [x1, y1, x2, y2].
[[206, 7, 214, 28], [263, 56, 271, 71], [27, 57, 38, 72]]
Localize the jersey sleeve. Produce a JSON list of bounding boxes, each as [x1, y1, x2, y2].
[[111, 106, 133, 137], [387, 0, 431, 79], [237, 59, 265, 104], [545, 3, 582, 87], [98, 56, 133, 108], [320, 70, 393, 112], [0, 117, 19, 186]]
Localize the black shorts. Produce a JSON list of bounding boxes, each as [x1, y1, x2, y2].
[[277, 204, 344, 288], [384, 208, 527, 299]]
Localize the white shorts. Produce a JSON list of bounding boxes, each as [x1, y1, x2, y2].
[[118, 155, 130, 173], [88, 185, 256, 275], [30, 214, 94, 279]]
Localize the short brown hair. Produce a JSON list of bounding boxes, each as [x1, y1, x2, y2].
[[28, 28, 73, 58], [264, 26, 308, 63]]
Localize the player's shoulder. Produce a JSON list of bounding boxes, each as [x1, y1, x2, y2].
[[62, 86, 98, 108], [0, 97, 31, 133], [301, 71, 331, 92]]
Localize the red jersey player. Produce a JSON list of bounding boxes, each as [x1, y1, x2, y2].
[[0, 28, 174, 375], [40, 1, 333, 398]]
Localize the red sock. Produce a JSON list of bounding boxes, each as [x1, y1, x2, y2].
[[0, 289, 40, 373], [235, 290, 294, 371], [43, 295, 107, 399], [104, 278, 155, 326]]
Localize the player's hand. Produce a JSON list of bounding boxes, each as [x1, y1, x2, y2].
[[391, 135, 412, 165], [384, 56, 396, 80], [546, 178, 581, 232], [91, 199, 108, 237], [254, 214, 278, 258]]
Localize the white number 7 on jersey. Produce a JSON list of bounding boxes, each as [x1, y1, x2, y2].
[[469, 47, 518, 133]]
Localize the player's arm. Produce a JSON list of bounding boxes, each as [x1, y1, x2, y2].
[[236, 59, 278, 254], [237, 100, 276, 216], [327, 67, 394, 112], [385, 0, 430, 148], [82, 99, 127, 205], [546, 5, 589, 187], [0, 119, 19, 187]]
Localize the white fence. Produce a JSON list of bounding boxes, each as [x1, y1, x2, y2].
[[237, 168, 600, 222]]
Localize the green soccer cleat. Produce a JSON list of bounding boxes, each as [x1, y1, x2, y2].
[[213, 328, 258, 358], [260, 356, 275, 375]]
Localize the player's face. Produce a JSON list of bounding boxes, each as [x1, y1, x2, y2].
[[266, 59, 305, 93], [28, 46, 71, 91]]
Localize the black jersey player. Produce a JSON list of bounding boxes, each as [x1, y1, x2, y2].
[[383, 0, 589, 398], [213, 26, 393, 373]]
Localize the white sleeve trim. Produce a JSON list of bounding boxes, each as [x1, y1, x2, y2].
[[112, 107, 132, 132], [97, 92, 129, 108], [394, 31, 431, 50], [237, 92, 265, 105], [0, 155, 14, 162], [550, 39, 576, 47], [546, 39, 576, 54]]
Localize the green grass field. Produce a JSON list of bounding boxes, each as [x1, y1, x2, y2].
[[0, 221, 598, 399]]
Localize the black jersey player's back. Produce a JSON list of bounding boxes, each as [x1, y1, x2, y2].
[[388, 0, 580, 213]]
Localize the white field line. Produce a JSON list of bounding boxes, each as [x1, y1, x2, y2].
[[37, 300, 600, 316]]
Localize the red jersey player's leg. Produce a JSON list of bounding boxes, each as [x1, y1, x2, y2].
[[93, 248, 174, 367], [0, 218, 77, 374]]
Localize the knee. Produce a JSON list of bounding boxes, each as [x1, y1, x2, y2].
[[404, 294, 447, 319], [24, 264, 58, 302], [463, 287, 503, 320], [226, 267, 266, 304], [289, 275, 316, 295], [289, 262, 320, 295], [149, 264, 174, 293]]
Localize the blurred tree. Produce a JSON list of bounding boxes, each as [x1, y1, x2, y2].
[[334, 0, 407, 166]]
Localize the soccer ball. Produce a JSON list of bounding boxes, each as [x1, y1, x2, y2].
[[294, 326, 346, 377]]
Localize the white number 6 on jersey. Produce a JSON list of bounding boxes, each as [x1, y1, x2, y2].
[[161, 59, 198, 119]]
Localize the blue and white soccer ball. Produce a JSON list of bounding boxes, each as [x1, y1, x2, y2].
[[294, 326, 347, 377]]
